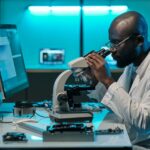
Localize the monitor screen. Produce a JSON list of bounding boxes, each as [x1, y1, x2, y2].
[[0, 24, 29, 99]]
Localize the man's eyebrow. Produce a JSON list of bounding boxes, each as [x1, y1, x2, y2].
[[110, 39, 121, 43]]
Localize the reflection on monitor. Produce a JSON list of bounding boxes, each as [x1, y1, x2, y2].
[[0, 24, 29, 100]]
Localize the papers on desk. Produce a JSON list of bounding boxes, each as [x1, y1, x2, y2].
[[18, 121, 48, 135]]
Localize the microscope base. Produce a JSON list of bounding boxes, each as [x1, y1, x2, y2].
[[49, 111, 93, 123]]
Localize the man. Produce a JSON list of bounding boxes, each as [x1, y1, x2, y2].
[[87, 11, 150, 147]]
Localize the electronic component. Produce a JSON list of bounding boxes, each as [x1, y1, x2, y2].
[[95, 127, 123, 135], [43, 123, 94, 142], [3, 132, 28, 143]]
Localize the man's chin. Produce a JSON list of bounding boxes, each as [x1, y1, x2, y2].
[[116, 60, 132, 68], [116, 62, 127, 68]]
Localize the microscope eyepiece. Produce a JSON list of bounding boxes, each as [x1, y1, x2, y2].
[[97, 48, 111, 58], [71, 48, 111, 86], [84, 48, 111, 58]]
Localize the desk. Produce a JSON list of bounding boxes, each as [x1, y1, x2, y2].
[[0, 103, 132, 149]]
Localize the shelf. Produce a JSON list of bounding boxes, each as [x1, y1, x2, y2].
[[26, 64, 124, 73]]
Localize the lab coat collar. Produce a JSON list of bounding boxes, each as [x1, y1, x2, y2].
[[136, 51, 150, 79]]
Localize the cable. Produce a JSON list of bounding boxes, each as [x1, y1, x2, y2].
[[0, 120, 13, 123], [35, 111, 49, 118], [0, 111, 13, 114], [34, 102, 52, 118], [29, 113, 35, 119]]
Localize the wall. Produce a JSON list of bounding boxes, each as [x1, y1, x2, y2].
[[1, 0, 150, 70], [0, 0, 80, 69], [83, 0, 150, 54]]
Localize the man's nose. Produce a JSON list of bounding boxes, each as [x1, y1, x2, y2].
[[110, 47, 117, 53]]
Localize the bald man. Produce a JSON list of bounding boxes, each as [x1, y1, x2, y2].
[[87, 11, 150, 147]]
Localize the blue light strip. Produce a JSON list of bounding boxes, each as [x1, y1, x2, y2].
[[28, 6, 128, 14], [51, 6, 81, 12], [110, 6, 128, 13], [83, 6, 128, 12], [28, 6, 51, 14]]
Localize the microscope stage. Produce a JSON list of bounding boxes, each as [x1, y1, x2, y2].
[[49, 111, 93, 123]]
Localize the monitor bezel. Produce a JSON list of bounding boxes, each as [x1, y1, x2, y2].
[[0, 73, 6, 100], [0, 24, 29, 99]]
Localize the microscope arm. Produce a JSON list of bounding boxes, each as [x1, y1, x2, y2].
[[52, 57, 88, 113], [52, 70, 72, 112]]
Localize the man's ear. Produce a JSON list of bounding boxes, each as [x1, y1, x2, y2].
[[136, 35, 144, 46]]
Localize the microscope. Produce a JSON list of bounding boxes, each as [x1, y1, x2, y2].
[[49, 48, 111, 123]]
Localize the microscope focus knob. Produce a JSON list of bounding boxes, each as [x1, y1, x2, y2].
[[57, 93, 69, 111], [57, 93, 68, 102]]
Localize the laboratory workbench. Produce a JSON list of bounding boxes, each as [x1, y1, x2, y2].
[[0, 102, 132, 149]]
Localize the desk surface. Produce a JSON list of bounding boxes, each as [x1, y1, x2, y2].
[[0, 103, 132, 149]]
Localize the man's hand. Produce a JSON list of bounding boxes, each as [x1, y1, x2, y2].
[[86, 53, 115, 89]]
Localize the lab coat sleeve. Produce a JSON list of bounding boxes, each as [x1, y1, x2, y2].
[[87, 64, 132, 102], [102, 82, 150, 130]]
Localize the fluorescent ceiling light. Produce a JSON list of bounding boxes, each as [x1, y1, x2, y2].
[[83, 6, 128, 12], [110, 6, 128, 12], [83, 6, 110, 12], [28, 6, 81, 14], [28, 6, 51, 13], [51, 6, 81, 12], [28, 6, 128, 14]]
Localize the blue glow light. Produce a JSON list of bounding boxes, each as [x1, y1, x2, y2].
[[93, 109, 109, 130], [83, 6, 109, 12], [110, 6, 128, 13], [31, 135, 42, 141], [83, 6, 128, 14], [28, 6, 51, 14], [28, 6, 128, 14], [51, 6, 81, 12], [28, 6, 81, 14]]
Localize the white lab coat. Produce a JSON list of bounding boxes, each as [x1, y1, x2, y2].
[[89, 52, 150, 146]]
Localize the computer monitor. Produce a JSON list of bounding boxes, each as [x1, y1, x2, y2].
[[0, 24, 29, 101]]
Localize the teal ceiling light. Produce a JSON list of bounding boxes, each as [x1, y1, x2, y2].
[[28, 6, 81, 14], [110, 6, 128, 12], [28, 6, 128, 14], [82, 6, 109, 13], [82, 5, 128, 13], [51, 6, 81, 12], [28, 6, 51, 14]]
